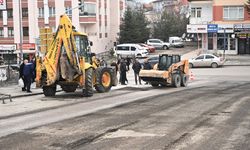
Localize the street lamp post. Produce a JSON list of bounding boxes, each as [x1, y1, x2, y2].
[[18, 0, 23, 63], [223, 28, 226, 59]]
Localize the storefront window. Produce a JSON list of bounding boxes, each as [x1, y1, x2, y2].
[[208, 33, 213, 50], [230, 38, 236, 50], [217, 33, 228, 50]]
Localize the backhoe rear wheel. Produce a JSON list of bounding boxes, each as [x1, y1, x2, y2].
[[83, 68, 93, 97], [95, 67, 112, 93], [43, 84, 56, 97], [151, 83, 159, 87], [172, 74, 181, 88], [181, 74, 188, 87], [61, 85, 78, 93]]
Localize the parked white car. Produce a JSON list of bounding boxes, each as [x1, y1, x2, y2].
[[169, 37, 184, 48], [146, 39, 170, 50], [189, 54, 225, 68], [115, 44, 149, 58]]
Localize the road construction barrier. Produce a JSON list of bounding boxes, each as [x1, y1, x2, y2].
[[0, 93, 12, 104]]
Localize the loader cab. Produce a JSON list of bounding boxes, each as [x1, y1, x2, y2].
[[158, 54, 181, 70], [74, 32, 92, 62]]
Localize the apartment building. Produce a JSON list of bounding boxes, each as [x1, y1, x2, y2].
[[187, 0, 250, 54], [0, 0, 125, 64]]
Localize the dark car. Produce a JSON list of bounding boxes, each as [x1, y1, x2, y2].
[[138, 56, 159, 68]]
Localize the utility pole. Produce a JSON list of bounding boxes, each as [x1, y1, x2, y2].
[[223, 28, 226, 59], [18, 0, 23, 63]]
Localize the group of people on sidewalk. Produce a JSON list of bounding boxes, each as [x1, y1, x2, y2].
[[19, 58, 36, 93], [111, 57, 153, 86]]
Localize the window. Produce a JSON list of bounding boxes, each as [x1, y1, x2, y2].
[[80, 3, 96, 16], [150, 40, 161, 43], [196, 55, 204, 60], [23, 27, 29, 36], [0, 27, 3, 37], [7, 9, 13, 18], [223, 6, 244, 20], [217, 33, 228, 50], [49, 7, 55, 17], [8, 27, 14, 37], [22, 8, 28, 17], [38, 7, 44, 18], [65, 7, 72, 16], [131, 47, 136, 51], [117, 46, 129, 51], [205, 55, 214, 59], [191, 8, 201, 18], [0, 10, 3, 18]]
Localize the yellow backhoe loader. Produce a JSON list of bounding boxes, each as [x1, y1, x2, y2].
[[139, 54, 189, 87], [36, 14, 117, 97]]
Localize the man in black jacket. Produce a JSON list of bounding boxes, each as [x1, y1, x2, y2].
[[132, 59, 142, 85], [19, 59, 26, 91]]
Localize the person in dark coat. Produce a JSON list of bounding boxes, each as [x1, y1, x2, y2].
[[23, 59, 34, 93], [143, 59, 152, 84], [132, 59, 142, 85], [126, 57, 131, 71], [120, 59, 127, 85], [143, 59, 152, 70], [19, 59, 26, 91]]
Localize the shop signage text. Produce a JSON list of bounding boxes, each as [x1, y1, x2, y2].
[[207, 24, 218, 33]]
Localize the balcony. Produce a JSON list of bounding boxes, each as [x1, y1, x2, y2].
[[79, 2, 97, 24], [79, 15, 97, 24]]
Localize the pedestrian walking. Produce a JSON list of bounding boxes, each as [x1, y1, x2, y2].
[[132, 59, 142, 85], [23, 59, 34, 93], [120, 59, 128, 85], [126, 57, 131, 71], [19, 59, 26, 91]]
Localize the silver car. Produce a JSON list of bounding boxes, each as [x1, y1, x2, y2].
[[189, 54, 225, 68]]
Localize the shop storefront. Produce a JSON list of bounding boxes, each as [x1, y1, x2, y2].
[[187, 24, 238, 55], [234, 24, 250, 54], [0, 45, 17, 65]]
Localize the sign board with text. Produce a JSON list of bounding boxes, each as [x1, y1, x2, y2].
[[0, 0, 6, 10], [207, 24, 218, 33]]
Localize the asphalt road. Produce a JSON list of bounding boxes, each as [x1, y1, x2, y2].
[[0, 66, 250, 150]]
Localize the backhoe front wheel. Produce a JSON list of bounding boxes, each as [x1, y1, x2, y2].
[[181, 74, 188, 87], [43, 84, 56, 97], [172, 74, 181, 88], [95, 67, 112, 93], [83, 68, 93, 97]]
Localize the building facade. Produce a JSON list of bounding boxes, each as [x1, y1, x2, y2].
[[0, 0, 125, 64], [187, 0, 250, 55]]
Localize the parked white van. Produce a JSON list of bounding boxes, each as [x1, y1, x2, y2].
[[169, 37, 184, 48], [115, 44, 148, 58]]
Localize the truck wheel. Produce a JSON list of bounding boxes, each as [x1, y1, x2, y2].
[[83, 68, 93, 97], [43, 84, 56, 97], [172, 74, 181, 88], [95, 67, 112, 93], [181, 74, 188, 87], [61, 85, 77, 93]]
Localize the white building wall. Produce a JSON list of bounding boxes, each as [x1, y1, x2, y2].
[[13, 0, 20, 43], [28, 0, 37, 43], [189, 3, 212, 24]]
